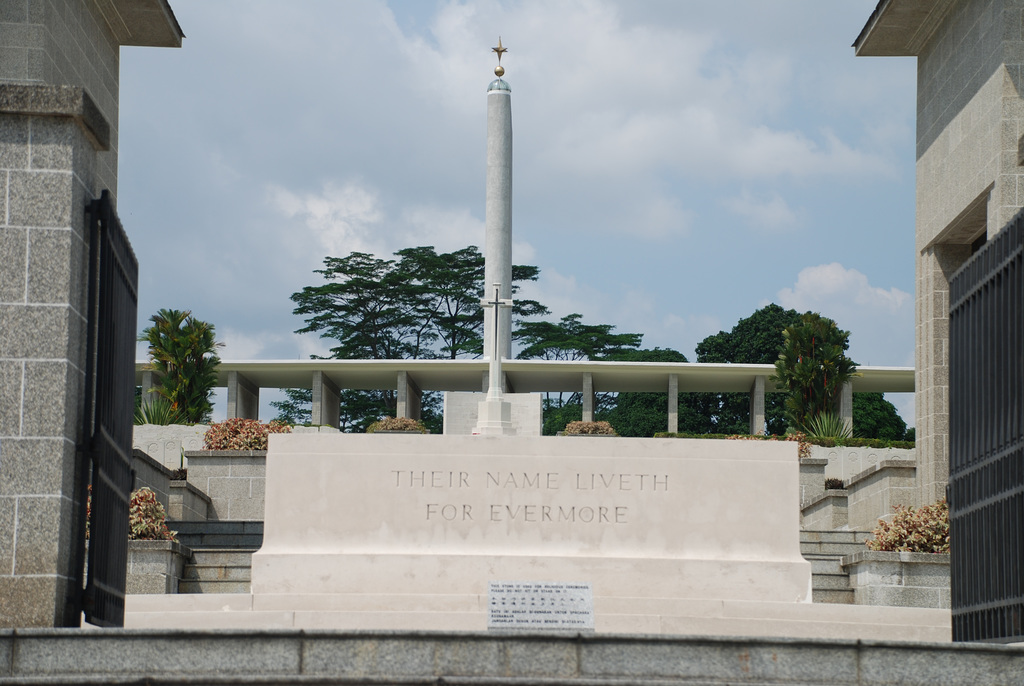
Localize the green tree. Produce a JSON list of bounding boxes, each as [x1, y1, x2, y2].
[[516, 313, 643, 417], [290, 246, 549, 428], [515, 313, 642, 361], [394, 246, 548, 359], [853, 392, 908, 440], [139, 308, 222, 423], [270, 388, 312, 425], [292, 247, 547, 362], [772, 312, 859, 432], [687, 304, 802, 435], [292, 252, 432, 361], [542, 401, 582, 436]]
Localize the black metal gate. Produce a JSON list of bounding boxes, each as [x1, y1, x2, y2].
[[949, 208, 1024, 642], [74, 190, 139, 627]]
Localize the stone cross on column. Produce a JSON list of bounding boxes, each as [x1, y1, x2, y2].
[[474, 282, 516, 435], [481, 282, 513, 400]]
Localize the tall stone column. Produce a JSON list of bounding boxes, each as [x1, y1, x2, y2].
[[0, 87, 107, 627], [916, 243, 970, 506], [0, 0, 182, 629], [482, 56, 513, 362]]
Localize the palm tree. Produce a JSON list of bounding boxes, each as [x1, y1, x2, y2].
[[771, 312, 858, 433], [139, 309, 222, 423]]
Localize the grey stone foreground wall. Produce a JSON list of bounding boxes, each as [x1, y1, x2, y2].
[[1, 630, 1023, 685]]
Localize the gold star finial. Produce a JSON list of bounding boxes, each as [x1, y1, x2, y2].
[[492, 37, 507, 77]]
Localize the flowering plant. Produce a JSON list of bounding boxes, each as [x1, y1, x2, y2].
[[129, 488, 177, 541], [564, 421, 617, 436], [867, 498, 949, 553], [367, 416, 428, 433], [203, 418, 291, 450]]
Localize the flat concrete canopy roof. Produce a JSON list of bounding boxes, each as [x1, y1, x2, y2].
[[98, 0, 184, 47], [854, 0, 948, 56], [135, 360, 914, 395]]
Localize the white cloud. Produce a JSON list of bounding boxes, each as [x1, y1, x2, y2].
[[269, 180, 385, 257], [268, 181, 499, 260], [723, 189, 802, 231], [775, 263, 913, 367], [219, 328, 284, 360], [397, 205, 484, 252]]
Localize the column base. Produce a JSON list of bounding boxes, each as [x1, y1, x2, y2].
[[473, 398, 515, 435]]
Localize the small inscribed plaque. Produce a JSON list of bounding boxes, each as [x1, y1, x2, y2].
[[487, 581, 594, 631]]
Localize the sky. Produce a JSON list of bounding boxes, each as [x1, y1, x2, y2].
[[118, 0, 919, 422]]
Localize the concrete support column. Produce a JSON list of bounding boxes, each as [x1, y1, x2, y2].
[[749, 376, 766, 436], [140, 370, 160, 409], [667, 374, 679, 434], [226, 371, 259, 420], [311, 371, 340, 429], [582, 372, 595, 422], [916, 243, 971, 506], [839, 381, 853, 437], [396, 371, 422, 420], [0, 88, 108, 627]]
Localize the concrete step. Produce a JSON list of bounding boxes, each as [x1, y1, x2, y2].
[[812, 588, 854, 604], [171, 520, 264, 549], [179, 547, 255, 593], [190, 549, 255, 567], [800, 530, 873, 557], [178, 579, 251, 594], [183, 564, 251, 582], [805, 556, 846, 576], [811, 573, 852, 591]]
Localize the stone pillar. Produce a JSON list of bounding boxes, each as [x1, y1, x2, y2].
[[749, 375, 766, 436], [667, 374, 679, 434], [0, 0, 180, 629], [482, 77, 513, 361], [582, 372, 595, 422], [0, 86, 108, 627], [397, 371, 422, 420], [839, 381, 853, 437], [226, 371, 259, 420], [916, 243, 971, 506], [311, 371, 340, 429], [140, 369, 160, 410]]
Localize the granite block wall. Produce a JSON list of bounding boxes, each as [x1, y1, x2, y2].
[[0, 0, 119, 194], [912, 0, 1024, 505], [184, 451, 267, 521], [0, 105, 100, 627], [846, 460, 918, 531]]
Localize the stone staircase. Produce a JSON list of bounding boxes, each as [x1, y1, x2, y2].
[[166, 522, 872, 602], [180, 548, 254, 593], [171, 521, 263, 594], [801, 529, 873, 604]]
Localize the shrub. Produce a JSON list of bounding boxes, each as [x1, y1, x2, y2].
[[203, 418, 292, 450], [655, 432, 914, 452], [802, 411, 852, 440], [564, 420, 617, 436], [725, 431, 811, 459], [129, 488, 176, 541], [367, 416, 428, 433], [133, 395, 185, 426], [866, 498, 949, 553], [824, 477, 845, 490]]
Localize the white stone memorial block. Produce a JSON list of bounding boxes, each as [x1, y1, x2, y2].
[[251, 434, 811, 628]]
